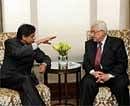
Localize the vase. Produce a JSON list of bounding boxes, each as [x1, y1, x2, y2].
[[58, 55, 68, 70]]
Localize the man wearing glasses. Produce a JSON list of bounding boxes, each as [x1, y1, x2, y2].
[[80, 21, 130, 106]]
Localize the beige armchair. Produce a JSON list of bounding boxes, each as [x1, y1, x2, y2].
[[87, 29, 130, 106], [0, 32, 51, 106], [107, 30, 130, 78]]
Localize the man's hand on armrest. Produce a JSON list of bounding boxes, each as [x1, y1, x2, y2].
[[39, 63, 47, 73]]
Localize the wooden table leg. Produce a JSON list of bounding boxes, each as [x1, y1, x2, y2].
[[58, 73, 61, 103], [76, 68, 81, 106], [64, 72, 68, 105], [44, 72, 48, 85]]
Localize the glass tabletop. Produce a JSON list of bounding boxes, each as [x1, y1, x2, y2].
[[51, 61, 81, 70]]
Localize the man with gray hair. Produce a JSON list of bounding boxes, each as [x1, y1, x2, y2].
[[80, 20, 130, 106]]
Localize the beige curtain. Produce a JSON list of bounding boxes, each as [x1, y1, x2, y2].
[[0, 0, 3, 32]]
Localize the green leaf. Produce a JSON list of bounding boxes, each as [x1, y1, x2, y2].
[[52, 41, 71, 56]]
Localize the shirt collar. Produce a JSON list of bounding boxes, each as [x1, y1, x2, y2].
[[101, 35, 107, 46]]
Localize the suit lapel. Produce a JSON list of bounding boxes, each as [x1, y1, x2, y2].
[[101, 36, 110, 64], [90, 42, 97, 65]]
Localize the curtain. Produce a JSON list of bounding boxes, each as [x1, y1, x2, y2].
[[0, 0, 3, 32]]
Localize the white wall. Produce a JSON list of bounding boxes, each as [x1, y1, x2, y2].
[[2, 0, 31, 32], [90, 0, 97, 26], [1, 0, 130, 61], [97, 0, 120, 29], [97, 0, 130, 29], [37, 0, 90, 61], [119, 0, 130, 29]]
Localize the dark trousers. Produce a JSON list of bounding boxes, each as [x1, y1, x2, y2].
[[0, 74, 45, 106], [80, 74, 130, 106]]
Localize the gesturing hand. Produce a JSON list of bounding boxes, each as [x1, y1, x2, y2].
[[35, 35, 56, 45]]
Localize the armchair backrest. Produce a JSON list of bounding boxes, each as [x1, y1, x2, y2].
[[0, 32, 16, 64]]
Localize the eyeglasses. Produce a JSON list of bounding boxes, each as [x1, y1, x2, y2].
[[90, 30, 102, 34], [87, 30, 103, 40]]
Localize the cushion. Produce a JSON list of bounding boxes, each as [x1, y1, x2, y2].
[[94, 87, 118, 106], [0, 83, 51, 106]]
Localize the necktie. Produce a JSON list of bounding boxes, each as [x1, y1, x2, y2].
[[94, 42, 102, 71]]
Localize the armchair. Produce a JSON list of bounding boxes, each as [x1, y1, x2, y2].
[[87, 29, 130, 106], [0, 32, 51, 106]]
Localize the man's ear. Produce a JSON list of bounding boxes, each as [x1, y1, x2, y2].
[[22, 35, 26, 40], [21, 35, 27, 44]]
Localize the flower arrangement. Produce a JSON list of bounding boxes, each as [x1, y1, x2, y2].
[[52, 41, 71, 56]]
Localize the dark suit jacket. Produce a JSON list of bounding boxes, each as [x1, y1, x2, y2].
[[83, 36, 128, 79], [0, 38, 51, 81]]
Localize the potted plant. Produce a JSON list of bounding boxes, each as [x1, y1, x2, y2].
[[52, 41, 71, 69]]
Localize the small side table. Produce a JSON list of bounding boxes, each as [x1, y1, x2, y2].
[[44, 61, 81, 106]]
